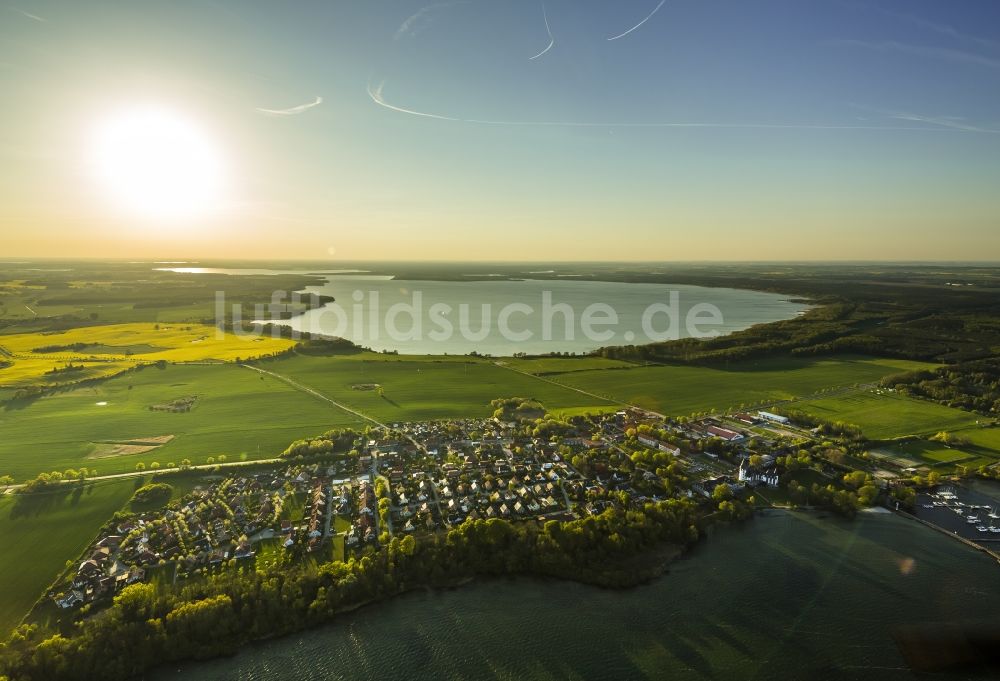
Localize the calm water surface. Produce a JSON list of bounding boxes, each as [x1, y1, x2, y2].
[[160, 267, 807, 355], [286, 277, 808, 355], [151, 512, 1000, 681]]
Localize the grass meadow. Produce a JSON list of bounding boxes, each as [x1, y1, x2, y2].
[[792, 390, 981, 439], [0, 478, 137, 637], [265, 353, 615, 423], [554, 355, 935, 416], [795, 390, 1000, 471], [0, 363, 363, 481], [502, 356, 638, 375]]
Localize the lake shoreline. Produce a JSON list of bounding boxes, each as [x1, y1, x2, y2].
[[139, 540, 690, 680], [263, 273, 812, 356], [147, 510, 1000, 681]]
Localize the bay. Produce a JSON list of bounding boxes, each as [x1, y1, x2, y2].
[[152, 512, 1000, 681]]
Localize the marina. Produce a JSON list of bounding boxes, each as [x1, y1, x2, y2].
[[914, 485, 1000, 543]]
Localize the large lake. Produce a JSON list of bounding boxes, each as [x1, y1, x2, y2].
[[152, 511, 1000, 680], [164, 268, 808, 355]]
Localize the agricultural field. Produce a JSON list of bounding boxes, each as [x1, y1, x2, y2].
[[0, 363, 363, 481], [0, 264, 328, 327], [502, 356, 637, 375], [792, 390, 982, 440], [264, 353, 615, 423], [0, 323, 294, 388], [554, 355, 936, 417], [0, 478, 138, 637]]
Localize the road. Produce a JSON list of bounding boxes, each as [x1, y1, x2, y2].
[[323, 482, 334, 538], [1, 457, 284, 494], [1, 363, 415, 495]]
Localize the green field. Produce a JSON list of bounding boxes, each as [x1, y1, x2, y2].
[[792, 390, 981, 440], [502, 356, 637, 375], [0, 363, 363, 481], [0, 352, 949, 482], [0, 479, 137, 636], [874, 440, 973, 468], [793, 389, 1000, 471], [265, 353, 614, 423], [554, 356, 935, 416]]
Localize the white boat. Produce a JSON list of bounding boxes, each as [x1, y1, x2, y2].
[[989, 527, 1000, 534], [967, 517, 980, 524], [988, 507, 999, 520], [977, 526, 989, 532]]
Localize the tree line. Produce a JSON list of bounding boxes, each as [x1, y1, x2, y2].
[[0, 500, 700, 681]]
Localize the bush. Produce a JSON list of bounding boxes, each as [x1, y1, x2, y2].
[[130, 483, 173, 507]]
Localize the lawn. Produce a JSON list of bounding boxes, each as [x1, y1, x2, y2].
[[264, 353, 614, 423], [954, 425, 1000, 452], [555, 355, 935, 417], [893, 440, 975, 467], [792, 390, 981, 440], [0, 478, 137, 637], [0, 323, 295, 387], [0, 363, 363, 481], [146, 470, 220, 503], [280, 493, 306, 522]]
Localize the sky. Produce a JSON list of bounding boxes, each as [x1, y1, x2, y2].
[[1, 0, 1000, 261]]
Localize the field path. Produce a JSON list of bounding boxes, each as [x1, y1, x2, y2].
[[242, 364, 434, 470], [240, 363, 390, 429], [491, 360, 657, 416]]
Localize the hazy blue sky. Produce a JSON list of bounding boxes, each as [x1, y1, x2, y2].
[[2, 0, 999, 260]]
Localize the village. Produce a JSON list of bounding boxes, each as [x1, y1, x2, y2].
[[50, 406, 826, 612]]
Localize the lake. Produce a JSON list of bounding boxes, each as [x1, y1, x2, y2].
[[194, 268, 808, 355], [151, 511, 1000, 680]]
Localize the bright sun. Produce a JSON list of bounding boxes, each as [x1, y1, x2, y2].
[[89, 106, 227, 220]]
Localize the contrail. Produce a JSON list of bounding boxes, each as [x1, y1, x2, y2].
[[395, 1, 470, 40], [608, 0, 667, 41], [256, 96, 323, 116], [367, 82, 461, 122], [11, 7, 46, 22], [529, 4, 555, 60], [366, 81, 994, 132]]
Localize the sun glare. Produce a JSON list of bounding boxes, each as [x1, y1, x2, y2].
[[88, 106, 226, 220]]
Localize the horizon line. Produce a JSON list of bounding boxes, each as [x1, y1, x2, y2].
[[5, 256, 1000, 266]]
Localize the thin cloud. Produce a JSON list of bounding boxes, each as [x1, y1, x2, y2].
[[887, 112, 996, 134], [529, 4, 555, 60], [256, 96, 323, 116], [608, 0, 667, 42], [395, 2, 466, 41], [10, 7, 46, 22], [836, 39, 1000, 71], [367, 80, 990, 133], [861, 4, 1000, 51]]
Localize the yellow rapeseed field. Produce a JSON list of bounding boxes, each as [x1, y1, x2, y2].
[[0, 323, 295, 387]]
